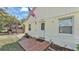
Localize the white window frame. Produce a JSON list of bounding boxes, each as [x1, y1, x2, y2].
[[29, 24, 31, 31], [59, 16, 74, 34]]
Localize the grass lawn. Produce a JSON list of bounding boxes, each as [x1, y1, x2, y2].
[[0, 42, 24, 51], [0, 35, 24, 51]]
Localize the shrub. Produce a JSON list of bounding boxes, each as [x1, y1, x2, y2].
[[76, 44, 79, 50]]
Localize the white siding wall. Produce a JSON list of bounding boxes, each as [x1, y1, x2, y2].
[[26, 7, 79, 50], [35, 7, 79, 19]]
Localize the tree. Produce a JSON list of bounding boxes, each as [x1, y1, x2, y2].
[[0, 8, 8, 32], [0, 8, 21, 33], [4, 15, 21, 33]]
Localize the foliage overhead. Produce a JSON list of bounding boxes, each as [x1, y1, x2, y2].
[[0, 8, 21, 32]]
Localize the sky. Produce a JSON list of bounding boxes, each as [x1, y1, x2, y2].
[[7, 7, 30, 20]]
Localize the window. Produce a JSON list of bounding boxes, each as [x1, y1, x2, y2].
[[59, 17, 73, 34], [41, 23, 45, 30], [29, 24, 31, 31]]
